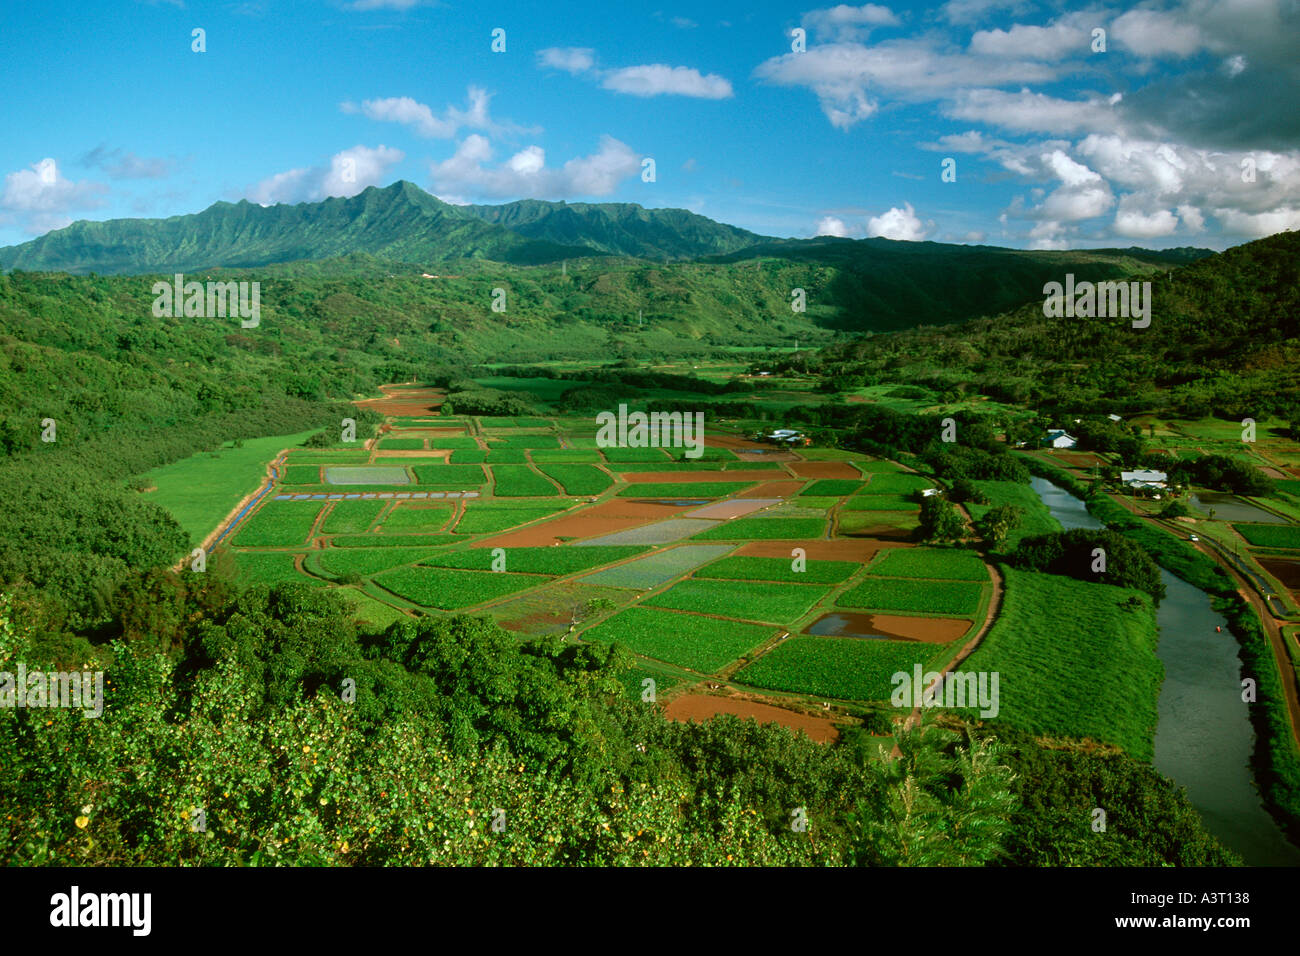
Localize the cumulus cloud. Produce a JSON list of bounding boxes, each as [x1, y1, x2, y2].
[[0, 158, 107, 235], [754, 39, 1058, 130], [537, 47, 596, 74], [601, 64, 732, 98], [866, 202, 928, 240], [341, 87, 535, 140], [247, 145, 404, 205], [429, 134, 642, 200], [815, 215, 853, 236], [536, 48, 733, 99], [804, 4, 901, 42]]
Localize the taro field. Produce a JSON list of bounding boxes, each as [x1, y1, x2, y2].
[[204, 397, 1001, 725]]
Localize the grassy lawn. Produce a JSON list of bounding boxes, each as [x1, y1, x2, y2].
[[231, 500, 323, 548], [423, 545, 646, 574], [374, 566, 549, 609], [867, 547, 989, 581], [693, 516, 827, 540], [320, 500, 386, 535], [838, 577, 984, 615], [694, 555, 859, 584], [643, 578, 832, 625], [966, 480, 1061, 549], [1235, 523, 1300, 549], [137, 430, 318, 546], [582, 606, 772, 673], [957, 566, 1162, 760], [454, 502, 571, 534], [377, 503, 456, 533], [736, 636, 944, 701], [491, 465, 561, 497]]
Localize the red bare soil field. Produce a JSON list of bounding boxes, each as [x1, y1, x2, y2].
[[663, 695, 840, 743], [355, 385, 445, 417], [808, 611, 972, 644], [477, 499, 696, 547], [736, 480, 805, 498]]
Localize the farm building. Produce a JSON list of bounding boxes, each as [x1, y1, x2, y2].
[[1120, 469, 1168, 490], [1043, 430, 1078, 449], [765, 429, 811, 446]]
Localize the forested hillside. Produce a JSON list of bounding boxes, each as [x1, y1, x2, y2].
[[807, 231, 1300, 418]]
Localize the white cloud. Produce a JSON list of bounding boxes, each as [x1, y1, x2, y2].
[[341, 87, 534, 140], [1114, 196, 1180, 238], [537, 47, 596, 74], [1111, 8, 1206, 59], [866, 202, 928, 240], [804, 4, 901, 42], [1214, 205, 1300, 237], [969, 18, 1091, 61], [815, 215, 853, 236], [429, 134, 642, 200], [753, 40, 1058, 130], [537, 49, 734, 99], [945, 89, 1120, 135], [0, 158, 107, 235], [600, 64, 733, 98], [1177, 203, 1206, 232], [247, 145, 404, 205]]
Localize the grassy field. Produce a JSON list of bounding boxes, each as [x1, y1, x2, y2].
[[281, 464, 323, 484], [582, 606, 772, 673], [694, 555, 859, 584], [861, 473, 935, 494], [231, 500, 323, 547], [315, 546, 441, 578], [535, 464, 613, 495], [867, 548, 989, 581], [1235, 523, 1300, 549], [837, 577, 984, 615], [455, 502, 571, 534], [320, 500, 386, 535], [735, 636, 944, 701], [966, 480, 1061, 549], [377, 503, 455, 533], [956, 566, 1162, 760], [644, 578, 832, 624], [422, 545, 645, 574], [694, 516, 827, 540], [491, 465, 561, 497], [138, 430, 318, 546], [374, 566, 548, 609], [230, 550, 315, 588], [325, 465, 412, 485]]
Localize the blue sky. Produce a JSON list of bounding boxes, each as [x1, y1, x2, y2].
[[2, 0, 1296, 250]]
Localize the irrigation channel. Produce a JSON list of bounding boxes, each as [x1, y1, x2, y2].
[[1030, 476, 1300, 865]]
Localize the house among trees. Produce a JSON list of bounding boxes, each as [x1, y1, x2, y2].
[[1043, 429, 1078, 449], [1121, 469, 1168, 490], [765, 429, 810, 446]]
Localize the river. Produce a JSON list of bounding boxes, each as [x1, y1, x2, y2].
[[1029, 476, 1300, 865]]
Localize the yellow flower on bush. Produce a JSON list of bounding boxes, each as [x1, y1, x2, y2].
[[75, 815, 89, 829]]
